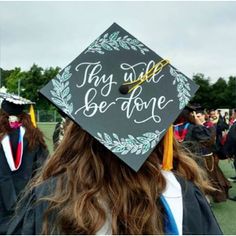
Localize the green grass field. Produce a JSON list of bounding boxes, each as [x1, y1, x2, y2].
[[212, 160, 236, 234], [38, 122, 236, 234], [38, 122, 56, 154]]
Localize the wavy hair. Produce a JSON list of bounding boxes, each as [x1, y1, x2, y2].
[[28, 121, 212, 235], [0, 110, 47, 150]]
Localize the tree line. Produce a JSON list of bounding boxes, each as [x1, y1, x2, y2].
[[0, 65, 60, 111], [192, 74, 236, 109], [0, 65, 235, 111]]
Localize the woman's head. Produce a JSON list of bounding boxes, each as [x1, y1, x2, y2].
[[34, 121, 210, 234], [0, 109, 47, 150], [174, 108, 195, 124], [196, 110, 206, 124]]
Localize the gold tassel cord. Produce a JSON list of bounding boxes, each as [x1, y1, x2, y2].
[[162, 125, 173, 171], [121, 59, 170, 94], [29, 104, 37, 127]]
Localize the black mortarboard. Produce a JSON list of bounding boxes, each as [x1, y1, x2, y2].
[[0, 92, 35, 116], [185, 103, 201, 112], [40, 23, 199, 171], [195, 106, 205, 114]]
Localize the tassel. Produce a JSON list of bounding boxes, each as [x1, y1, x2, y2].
[[119, 59, 170, 94], [29, 104, 37, 127], [162, 124, 173, 171]]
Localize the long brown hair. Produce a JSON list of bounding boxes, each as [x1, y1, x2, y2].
[[0, 110, 47, 150], [29, 121, 211, 234]]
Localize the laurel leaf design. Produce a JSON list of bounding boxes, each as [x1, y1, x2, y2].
[[170, 67, 191, 110], [85, 31, 149, 55], [50, 66, 74, 117], [95, 129, 166, 156]]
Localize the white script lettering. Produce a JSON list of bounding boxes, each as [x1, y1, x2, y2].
[[75, 61, 117, 96], [74, 88, 115, 117], [116, 87, 173, 124]]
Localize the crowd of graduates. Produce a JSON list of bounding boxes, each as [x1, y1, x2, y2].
[[173, 106, 236, 203], [0, 90, 235, 234]]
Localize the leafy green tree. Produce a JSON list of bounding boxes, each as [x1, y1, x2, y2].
[[225, 76, 236, 108], [21, 64, 43, 102], [39, 66, 60, 110], [5, 68, 26, 94], [3, 64, 235, 112], [192, 73, 212, 109], [0, 68, 14, 87], [5, 64, 60, 110], [211, 78, 228, 108], [192, 74, 235, 109]]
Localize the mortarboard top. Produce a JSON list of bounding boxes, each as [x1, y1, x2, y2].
[[0, 92, 35, 116], [40, 23, 199, 171], [0, 92, 35, 105], [185, 103, 202, 112]]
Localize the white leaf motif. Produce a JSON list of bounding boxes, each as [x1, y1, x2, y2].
[[170, 66, 191, 110], [95, 129, 165, 156], [84, 31, 149, 55], [50, 66, 74, 117]]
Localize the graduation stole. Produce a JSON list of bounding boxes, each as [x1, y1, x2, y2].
[[1, 126, 25, 171], [174, 122, 190, 143], [160, 195, 179, 235]]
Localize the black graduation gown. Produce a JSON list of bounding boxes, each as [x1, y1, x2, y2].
[[183, 124, 212, 157], [7, 176, 222, 235], [0, 129, 48, 234], [224, 122, 236, 157]]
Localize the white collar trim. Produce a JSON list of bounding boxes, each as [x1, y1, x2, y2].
[[1, 126, 25, 171]]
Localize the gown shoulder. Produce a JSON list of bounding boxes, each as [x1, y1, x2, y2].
[[176, 175, 223, 235], [7, 178, 56, 235]]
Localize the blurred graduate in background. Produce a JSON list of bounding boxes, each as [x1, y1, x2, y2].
[[195, 108, 231, 203], [0, 92, 49, 234], [52, 110, 70, 150]]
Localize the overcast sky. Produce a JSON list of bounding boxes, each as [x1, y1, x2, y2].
[[0, 1, 235, 83]]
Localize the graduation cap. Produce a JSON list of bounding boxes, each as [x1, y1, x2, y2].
[[40, 23, 199, 171], [0, 92, 37, 127], [185, 103, 202, 112]]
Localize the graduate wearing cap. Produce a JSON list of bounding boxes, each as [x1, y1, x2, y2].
[[173, 105, 213, 163], [173, 106, 228, 203], [195, 108, 231, 203], [7, 23, 222, 235], [0, 92, 49, 234]]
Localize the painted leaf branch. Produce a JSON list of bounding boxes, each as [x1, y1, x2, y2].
[[50, 66, 74, 117], [170, 67, 191, 110], [96, 129, 166, 155], [85, 31, 149, 55]]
